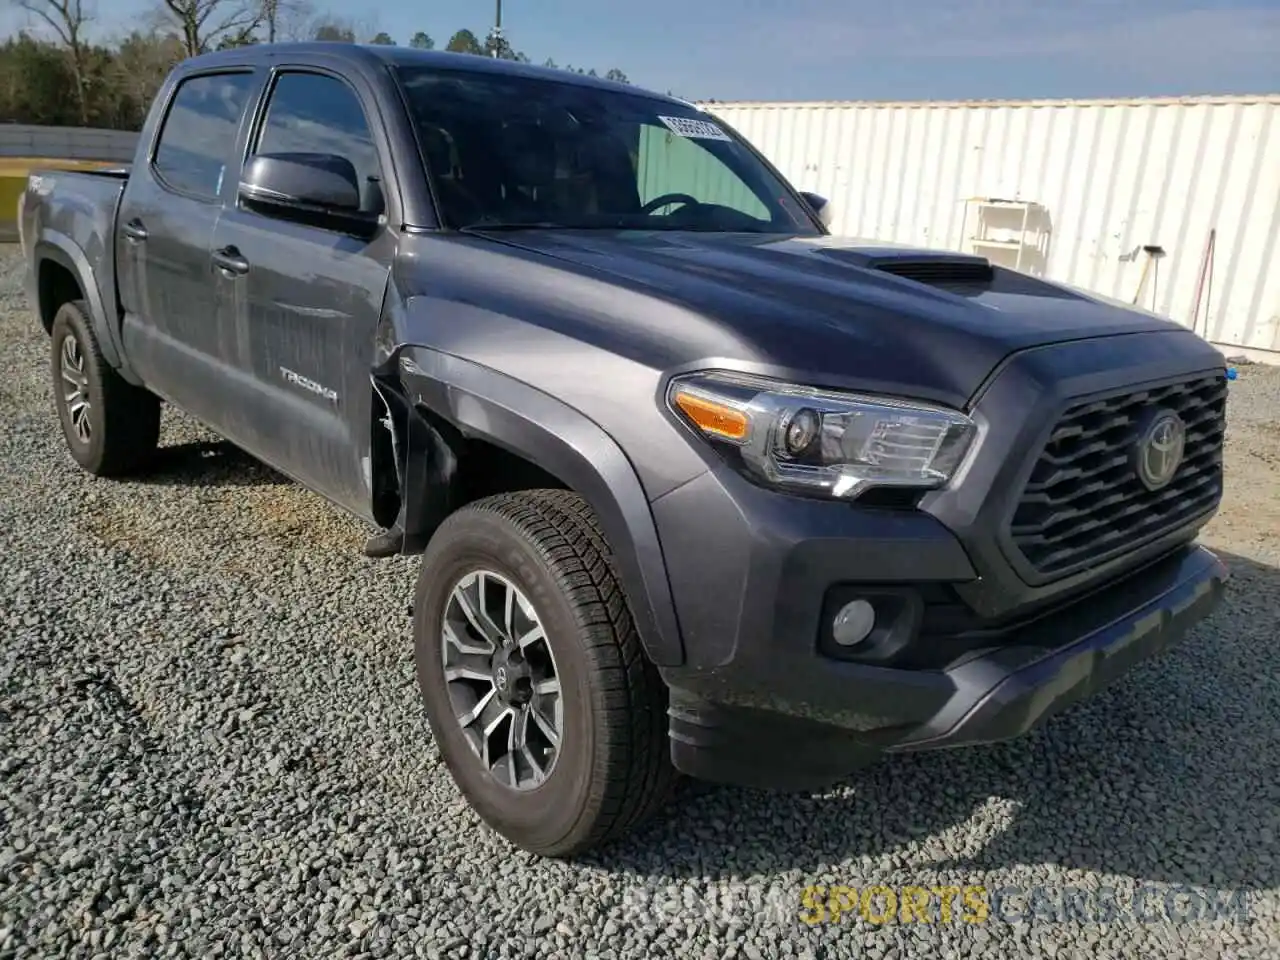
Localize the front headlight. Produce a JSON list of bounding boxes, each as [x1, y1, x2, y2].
[[667, 371, 977, 499]]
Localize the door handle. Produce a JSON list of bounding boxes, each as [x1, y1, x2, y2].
[[122, 219, 148, 243], [212, 246, 250, 277]]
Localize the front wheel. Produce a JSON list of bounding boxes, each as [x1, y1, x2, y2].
[[412, 489, 677, 857]]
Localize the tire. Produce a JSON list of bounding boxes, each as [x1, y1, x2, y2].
[[50, 299, 161, 477], [412, 489, 678, 857]]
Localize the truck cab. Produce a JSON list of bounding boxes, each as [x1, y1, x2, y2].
[[23, 48, 414, 525]]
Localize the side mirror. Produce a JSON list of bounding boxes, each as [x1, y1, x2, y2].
[[798, 191, 833, 228], [239, 152, 376, 233]]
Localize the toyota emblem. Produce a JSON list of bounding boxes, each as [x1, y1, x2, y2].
[[1135, 411, 1186, 491]]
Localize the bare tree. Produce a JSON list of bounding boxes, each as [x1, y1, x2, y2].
[[257, 0, 310, 42], [110, 30, 184, 122], [270, 0, 315, 41], [11, 0, 93, 123], [158, 0, 263, 57], [261, 0, 276, 41]]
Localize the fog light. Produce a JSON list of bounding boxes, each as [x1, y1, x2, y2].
[[832, 599, 876, 647]]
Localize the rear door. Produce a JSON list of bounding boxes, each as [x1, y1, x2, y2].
[[206, 65, 397, 519], [116, 68, 262, 426]]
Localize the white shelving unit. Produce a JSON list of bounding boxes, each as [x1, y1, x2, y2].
[[960, 197, 1051, 273]]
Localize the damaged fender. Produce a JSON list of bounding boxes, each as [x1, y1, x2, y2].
[[380, 342, 686, 668]]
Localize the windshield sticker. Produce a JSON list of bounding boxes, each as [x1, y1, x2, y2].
[[658, 116, 732, 142]]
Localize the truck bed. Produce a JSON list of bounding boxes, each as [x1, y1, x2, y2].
[[20, 165, 130, 254], [19, 166, 131, 368]]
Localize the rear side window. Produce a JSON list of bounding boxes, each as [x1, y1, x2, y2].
[[252, 71, 382, 215], [153, 72, 256, 200]]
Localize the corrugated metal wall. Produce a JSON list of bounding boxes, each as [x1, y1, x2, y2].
[[702, 96, 1280, 358]]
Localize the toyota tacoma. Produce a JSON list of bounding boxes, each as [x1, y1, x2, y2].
[[18, 43, 1230, 857]]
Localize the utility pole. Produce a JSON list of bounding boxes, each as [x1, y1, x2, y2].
[[491, 0, 503, 57]]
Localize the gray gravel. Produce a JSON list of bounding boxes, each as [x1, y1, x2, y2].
[[2, 243, 1278, 960]]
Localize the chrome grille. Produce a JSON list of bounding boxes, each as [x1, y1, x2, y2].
[[1008, 373, 1227, 579]]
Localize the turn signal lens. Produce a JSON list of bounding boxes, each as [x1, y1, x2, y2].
[[672, 389, 750, 442]]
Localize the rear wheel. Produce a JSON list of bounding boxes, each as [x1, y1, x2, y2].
[[50, 299, 160, 477], [413, 489, 677, 857]]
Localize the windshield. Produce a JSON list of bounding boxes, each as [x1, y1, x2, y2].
[[395, 65, 820, 235]]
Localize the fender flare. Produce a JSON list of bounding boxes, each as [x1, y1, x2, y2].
[[34, 232, 132, 378], [396, 346, 686, 667]]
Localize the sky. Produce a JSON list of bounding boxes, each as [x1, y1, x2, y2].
[[3, 0, 1278, 103]]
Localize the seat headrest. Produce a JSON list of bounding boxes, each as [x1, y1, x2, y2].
[[420, 125, 458, 178], [501, 121, 557, 189]]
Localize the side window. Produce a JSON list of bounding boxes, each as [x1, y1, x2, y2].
[[636, 124, 770, 220], [153, 72, 256, 200], [252, 71, 382, 215]]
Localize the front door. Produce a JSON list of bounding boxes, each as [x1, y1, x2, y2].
[[207, 66, 395, 520]]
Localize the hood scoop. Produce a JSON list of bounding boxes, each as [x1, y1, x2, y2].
[[869, 255, 995, 287]]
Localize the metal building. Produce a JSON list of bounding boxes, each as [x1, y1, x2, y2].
[[700, 95, 1280, 361]]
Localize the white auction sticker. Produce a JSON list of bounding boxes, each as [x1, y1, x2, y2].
[[657, 115, 732, 142]]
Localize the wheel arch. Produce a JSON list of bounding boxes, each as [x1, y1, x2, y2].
[[32, 235, 131, 378], [391, 346, 686, 668]]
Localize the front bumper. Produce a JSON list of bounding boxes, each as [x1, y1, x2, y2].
[[651, 332, 1230, 789], [658, 538, 1227, 789], [884, 542, 1225, 752]]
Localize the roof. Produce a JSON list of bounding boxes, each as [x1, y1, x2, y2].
[[185, 42, 683, 106]]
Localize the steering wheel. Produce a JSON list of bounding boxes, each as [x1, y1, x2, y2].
[[640, 193, 701, 216]]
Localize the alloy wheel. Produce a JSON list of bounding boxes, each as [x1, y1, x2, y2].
[[60, 334, 92, 445], [441, 569, 563, 790]]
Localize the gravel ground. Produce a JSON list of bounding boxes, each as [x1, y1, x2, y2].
[[1, 243, 1277, 960]]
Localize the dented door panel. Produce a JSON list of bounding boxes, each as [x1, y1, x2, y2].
[[208, 208, 393, 518]]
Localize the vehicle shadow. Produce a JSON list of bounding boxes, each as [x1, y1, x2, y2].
[[138, 440, 290, 488], [593, 548, 1279, 898]]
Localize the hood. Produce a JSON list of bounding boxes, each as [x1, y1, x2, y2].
[[465, 229, 1187, 407]]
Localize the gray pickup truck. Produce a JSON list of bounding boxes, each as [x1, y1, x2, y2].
[[20, 43, 1230, 858]]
